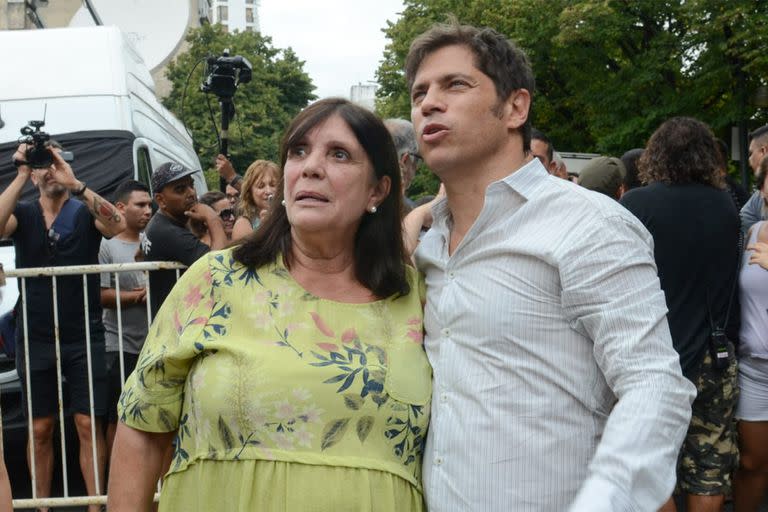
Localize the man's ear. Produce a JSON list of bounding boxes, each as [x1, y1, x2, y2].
[[547, 160, 558, 174], [399, 152, 410, 175], [504, 88, 531, 131], [154, 193, 165, 210]]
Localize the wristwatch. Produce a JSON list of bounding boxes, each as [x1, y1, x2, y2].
[[71, 181, 87, 197]]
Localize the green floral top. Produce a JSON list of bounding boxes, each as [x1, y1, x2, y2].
[[119, 249, 431, 492]]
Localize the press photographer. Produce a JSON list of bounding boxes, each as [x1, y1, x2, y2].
[[0, 125, 125, 512]]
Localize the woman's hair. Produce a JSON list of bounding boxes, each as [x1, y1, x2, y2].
[[233, 97, 409, 299], [190, 190, 227, 238], [638, 117, 725, 188], [238, 160, 280, 221]]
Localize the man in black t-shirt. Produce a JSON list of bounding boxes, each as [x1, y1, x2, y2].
[[0, 142, 126, 512], [142, 162, 227, 318]]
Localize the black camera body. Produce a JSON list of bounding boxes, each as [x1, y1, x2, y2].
[[200, 49, 253, 99], [17, 120, 73, 168]]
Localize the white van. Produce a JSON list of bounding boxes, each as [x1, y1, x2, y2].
[[0, 25, 206, 196], [0, 25, 207, 314]]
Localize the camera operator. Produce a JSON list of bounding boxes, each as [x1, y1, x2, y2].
[[0, 141, 125, 512]]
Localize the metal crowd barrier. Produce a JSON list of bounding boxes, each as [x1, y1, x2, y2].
[[1, 261, 186, 510]]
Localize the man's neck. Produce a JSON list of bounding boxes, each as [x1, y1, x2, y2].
[[115, 227, 141, 242], [158, 208, 187, 226], [38, 191, 69, 216], [442, 147, 529, 253]]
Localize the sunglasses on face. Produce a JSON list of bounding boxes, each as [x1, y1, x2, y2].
[[218, 208, 235, 220], [47, 228, 60, 257]]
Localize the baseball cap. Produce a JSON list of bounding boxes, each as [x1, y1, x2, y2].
[[578, 156, 626, 199], [151, 162, 199, 192]]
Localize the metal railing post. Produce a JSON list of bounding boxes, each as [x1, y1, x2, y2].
[[52, 275, 70, 498], [82, 274, 101, 496], [6, 261, 186, 510]]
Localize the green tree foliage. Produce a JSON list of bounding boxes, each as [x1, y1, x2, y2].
[[163, 24, 315, 187], [376, 0, 768, 190]]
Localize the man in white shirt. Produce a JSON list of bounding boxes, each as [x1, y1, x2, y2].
[[406, 20, 696, 511]]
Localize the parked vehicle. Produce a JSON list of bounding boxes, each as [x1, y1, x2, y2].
[[0, 25, 206, 199]]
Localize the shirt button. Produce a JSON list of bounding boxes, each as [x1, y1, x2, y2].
[[434, 457, 443, 465], [440, 393, 448, 403], [448, 271, 455, 279], [441, 328, 450, 337]]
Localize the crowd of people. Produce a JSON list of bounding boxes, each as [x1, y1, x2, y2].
[[0, 18, 766, 512]]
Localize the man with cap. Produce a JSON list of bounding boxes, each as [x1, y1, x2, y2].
[[142, 162, 227, 317], [578, 156, 627, 200]]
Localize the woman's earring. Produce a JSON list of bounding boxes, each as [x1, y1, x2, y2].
[[281, 199, 286, 206], [369, 205, 377, 213]]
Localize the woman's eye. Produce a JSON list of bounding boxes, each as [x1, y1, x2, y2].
[[450, 80, 468, 88], [288, 146, 306, 157], [332, 149, 350, 160]]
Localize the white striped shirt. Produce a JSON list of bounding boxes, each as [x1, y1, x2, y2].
[[416, 159, 695, 512]]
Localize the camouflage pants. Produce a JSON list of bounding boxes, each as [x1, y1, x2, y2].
[[678, 345, 739, 495]]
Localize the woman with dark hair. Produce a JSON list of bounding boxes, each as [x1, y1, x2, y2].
[[107, 98, 431, 511], [620, 117, 740, 512], [190, 190, 235, 243]]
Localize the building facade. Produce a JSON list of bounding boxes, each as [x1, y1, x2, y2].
[[210, 0, 258, 33]]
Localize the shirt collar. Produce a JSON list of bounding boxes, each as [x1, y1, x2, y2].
[[430, 157, 549, 229], [494, 157, 549, 200]]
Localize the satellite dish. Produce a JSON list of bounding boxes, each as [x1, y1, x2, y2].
[[69, 0, 190, 71]]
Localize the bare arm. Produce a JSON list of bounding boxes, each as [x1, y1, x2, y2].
[[107, 423, 174, 511], [231, 216, 253, 242], [0, 146, 34, 238], [47, 150, 126, 237], [185, 203, 228, 250], [100, 287, 147, 308], [403, 185, 445, 256], [215, 154, 242, 192], [0, 450, 12, 512]]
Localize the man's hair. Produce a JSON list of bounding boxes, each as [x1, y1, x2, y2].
[[638, 117, 724, 188], [113, 180, 149, 204], [620, 148, 644, 190], [384, 119, 419, 158], [232, 97, 409, 299], [531, 128, 553, 162], [749, 124, 768, 143], [405, 19, 535, 151]]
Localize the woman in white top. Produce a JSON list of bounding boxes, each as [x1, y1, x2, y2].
[[734, 155, 768, 511]]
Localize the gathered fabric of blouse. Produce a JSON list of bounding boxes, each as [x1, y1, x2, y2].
[[118, 249, 431, 511]]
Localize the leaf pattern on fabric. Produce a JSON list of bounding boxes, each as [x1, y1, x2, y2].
[[356, 416, 375, 443], [118, 250, 430, 487], [218, 415, 235, 451], [321, 418, 350, 450]]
